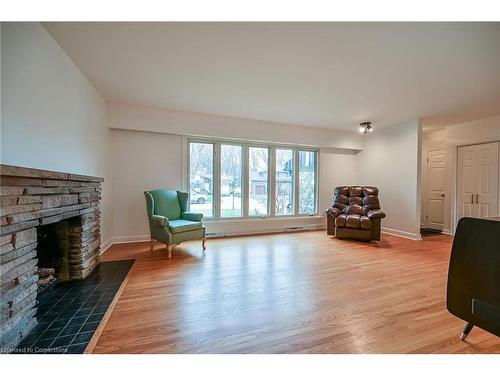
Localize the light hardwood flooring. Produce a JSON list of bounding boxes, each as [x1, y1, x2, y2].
[[92, 231, 500, 353]]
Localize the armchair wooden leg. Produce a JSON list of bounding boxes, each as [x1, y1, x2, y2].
[[167, 244, 173, 259], [150, 240, 154, 251], [202, 237, 207, 251]]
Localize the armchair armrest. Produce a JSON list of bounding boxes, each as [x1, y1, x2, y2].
[[325, 207, 342, 218], [151, 214, 168, 227], [181, 212, 203, 222], [367, 209, 386, 219]]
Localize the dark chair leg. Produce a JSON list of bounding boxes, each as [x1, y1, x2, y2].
[[460, 322, 474, 341]]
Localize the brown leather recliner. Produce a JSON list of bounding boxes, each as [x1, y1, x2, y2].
[[326, 186, 386, 241]]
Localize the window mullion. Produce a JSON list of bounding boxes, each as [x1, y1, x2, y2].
[[270, 146, 276, 217], [314, 151, 319, 214], [243, 145, 249, 218], [294, 148, 299, 216], [214, 141, 221, 220]]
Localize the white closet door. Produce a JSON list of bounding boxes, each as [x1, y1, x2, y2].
[[457, 142, 499, 221], [475, 142, 499, 218], [457, 145, 478, 219], [426, 149, 446, 229]]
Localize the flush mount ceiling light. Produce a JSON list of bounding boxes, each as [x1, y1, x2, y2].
[[359, 121, 373, 134]]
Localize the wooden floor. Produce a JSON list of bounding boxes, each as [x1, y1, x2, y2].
[[93, 231, 500, 354]]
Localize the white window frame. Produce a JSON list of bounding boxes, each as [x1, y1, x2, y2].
[[220, 142, 244, 219], [187, 137, 319, 221], [248, 145, 270, 218], [275, 147, 296, 217], [187, 140, 216, 218], [297, 149, 319, 215]]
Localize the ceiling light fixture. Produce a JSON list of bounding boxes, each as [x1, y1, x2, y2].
[[359, 121, 373, 134]]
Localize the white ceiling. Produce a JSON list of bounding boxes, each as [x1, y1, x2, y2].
[[43, 22, 500, 132]]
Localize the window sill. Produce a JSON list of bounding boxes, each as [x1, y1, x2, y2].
[[203, 215, 323, 224]]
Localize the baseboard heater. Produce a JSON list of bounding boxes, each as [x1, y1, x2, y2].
[[284, 226, 306, 232], [206, 233, 226, 238], [206, 224, 324, 238], [286, 224, 323, 232]]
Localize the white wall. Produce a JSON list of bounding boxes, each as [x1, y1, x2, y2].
[[445, 115, 500, 144], [109, 128, 357, 241], [355, 120, 422, 239], [109, 129, 182, 241], [1, 23, 112, 244], [318, 148, 357, 211], [106, 102, 363, 150]]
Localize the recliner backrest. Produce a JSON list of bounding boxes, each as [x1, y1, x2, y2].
[[332, 186, 381, 215]]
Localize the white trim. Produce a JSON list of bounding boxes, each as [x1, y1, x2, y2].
[[205, 215, 323, 224], [100, 225, 422, 256], [100, 238, 113, 254], [441, 228, 453, 236], [99, 234, 151, 255], [416, 120, 423, 237], [293, 147, 299, 215], [243, 144, 249, 217], [269, 145, 277, 216], [208, 225, 325, 238], [381, 227, 422, 240], [180, 136, 188, 192], [112, 234, 151, 244], [98, 226, 327, 254]]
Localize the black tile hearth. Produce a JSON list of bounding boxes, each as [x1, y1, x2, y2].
[[13, 259, 134, 354]]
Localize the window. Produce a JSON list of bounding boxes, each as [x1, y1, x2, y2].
[[298, 150, 317, 214], [189, 142, 214, 217], [220, 144, 243, 217], [275, 149, 294, 215], [187, 140, 318, 220], [249, 147, 269, 216]]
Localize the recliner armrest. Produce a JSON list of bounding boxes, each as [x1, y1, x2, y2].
[[181, 212, 203, 222], [151, 214, 168, 227], [325, 207, 342, 218], [367, 209, 386, 219]]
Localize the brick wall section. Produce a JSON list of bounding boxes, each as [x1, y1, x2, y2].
[[0, 164, 103, 351]]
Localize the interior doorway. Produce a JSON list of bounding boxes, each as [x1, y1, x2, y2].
[[423, 149, 446, 231]]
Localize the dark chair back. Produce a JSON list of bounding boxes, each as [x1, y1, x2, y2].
[[447, 217, 500, 337]]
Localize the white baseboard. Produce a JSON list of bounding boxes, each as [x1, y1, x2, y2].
[[99, 226, 327, 254], [381, 227, 422, 240], [112, 234, 151, 244], [100, 226, 420, 254], [207, 224, 326, 238], [99, 235, 151, 255], [441, 228, 453, 236], [100, 238, 113, 254]]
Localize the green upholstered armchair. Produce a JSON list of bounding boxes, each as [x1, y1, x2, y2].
[[144, 189, 206, 258]]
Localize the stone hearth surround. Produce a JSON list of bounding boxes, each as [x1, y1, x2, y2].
[[0, 164, 103, 352]]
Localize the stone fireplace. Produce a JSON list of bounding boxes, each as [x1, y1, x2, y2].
[[0, 164, 103, 351]]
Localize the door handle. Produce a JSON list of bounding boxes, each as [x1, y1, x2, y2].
[[471, 194, 474, 204], [476, 194, 479, 204]]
